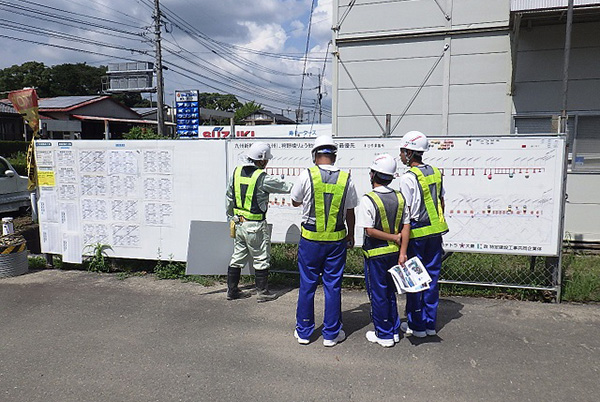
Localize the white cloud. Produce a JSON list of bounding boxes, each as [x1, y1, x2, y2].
[[0, 0, 333, 119]]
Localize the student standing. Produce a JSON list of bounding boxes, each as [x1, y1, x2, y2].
[[291, 135, 358, 346], [398, 131, 448, 337], [357, 154, 410, 347], [226, 142, 292, 302]]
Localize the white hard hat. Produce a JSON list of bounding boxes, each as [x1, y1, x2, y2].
[[311, 135, 338, 154], [247, 142, 273, 161], [399, 131, 429, 152], [370, 153, 397, 176]]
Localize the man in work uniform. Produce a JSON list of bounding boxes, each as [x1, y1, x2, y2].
[[291, 135, 358, 346], [226, 142, 292, 302], [357, 154, 410, 347], [398, 131, 449, 337]]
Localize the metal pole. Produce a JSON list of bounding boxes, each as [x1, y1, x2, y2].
[[560, 0, 574, 134], [384, 113, 391, 137], [318, 73, 323, 124], [154, 0, 165, 137]]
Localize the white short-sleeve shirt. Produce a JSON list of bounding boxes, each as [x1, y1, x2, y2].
[[290, 165, 359, 225], [398, 165, 445, 221], [357, 186, 410, 233]]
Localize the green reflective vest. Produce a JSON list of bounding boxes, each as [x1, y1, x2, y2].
[[301, 166, 349, 241], [362, 190, 406, 258], [233, 166, 266, 221], [409, 165, 449, 239]]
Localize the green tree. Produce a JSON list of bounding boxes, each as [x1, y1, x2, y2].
[[234, 101, 262, 124], [111, 93, 150, 108], [0, 61, 50, 97], [47, 63, 105, 96], [198, 92, 242, 111], [122, 126, 164, 139]]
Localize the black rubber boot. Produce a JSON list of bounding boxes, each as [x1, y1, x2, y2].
[[227, 266, 250, 300], [255, 269, 277, 303]]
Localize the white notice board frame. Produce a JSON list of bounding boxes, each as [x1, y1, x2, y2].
[[35, 135, 566, 264], [35, 139, 227, 262], [226, 136, 567, 257]]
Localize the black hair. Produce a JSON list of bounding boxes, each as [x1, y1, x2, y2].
[[371, 170, 393, 186]]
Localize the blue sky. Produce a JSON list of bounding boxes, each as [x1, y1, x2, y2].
[[0, 0, 334, 121]]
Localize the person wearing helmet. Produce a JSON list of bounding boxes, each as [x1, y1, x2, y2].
[[357, 154, 410, 347], [398, 131, 449, 338], [290, 134, 358, 346], [226, 142, 293, 302]]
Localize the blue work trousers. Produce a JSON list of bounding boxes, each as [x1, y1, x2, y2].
[[405, 235, 443, 332], [296, 237, 346, 341], [364, 253, 400, 340]]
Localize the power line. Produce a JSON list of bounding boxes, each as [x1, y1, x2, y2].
[[13, 0, 144, 29], [0, 19, 147, 55], [0, 1, 142, 37], [296, 0, 317, 124], [0, 32, 148, 62]]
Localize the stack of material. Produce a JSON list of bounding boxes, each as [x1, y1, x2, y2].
[[0, 234, 28, 278]]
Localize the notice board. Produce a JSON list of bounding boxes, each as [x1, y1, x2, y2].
[[227, 136, 566, 256], [35, 139, 227, 263], [36, 136, 566, 265]]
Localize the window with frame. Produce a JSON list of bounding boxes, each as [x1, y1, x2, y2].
[[513, 114, 600, 172]]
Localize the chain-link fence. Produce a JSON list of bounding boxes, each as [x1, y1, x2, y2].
[[439, 252, 559, 291], [271, 245, 560, 294]]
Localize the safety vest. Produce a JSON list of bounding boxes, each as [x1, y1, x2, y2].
[[233, 166, 266, 221], [362, 190, 406, 258], [409, 165, 449, 239], [301, 166, 349, 241]]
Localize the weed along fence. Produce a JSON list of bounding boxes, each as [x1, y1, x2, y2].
[[35, 136, 568, 298]]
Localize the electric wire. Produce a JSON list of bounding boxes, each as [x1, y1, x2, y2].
[[61, 0, 149, 26], [296, 0, 317, 128], [161, 37, 303, 93], [0, 19, 147, 55], [1, 0, 331, 116], [12, 0, 144, 29], [309, 40, 332, 129], [0, 2, 142, 38], [0, 33, 148, 62]]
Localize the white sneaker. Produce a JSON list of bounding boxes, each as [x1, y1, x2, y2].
[[323, 329, 346, 347], [426, 329, 437, 336], [366, 331, 394, 347], [394, 333, 400, 343], [400, 322, 426, 338], [294, 330, 309, 345]]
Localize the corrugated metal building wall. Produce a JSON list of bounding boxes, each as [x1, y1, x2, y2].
[[332, 0, 600, 242]]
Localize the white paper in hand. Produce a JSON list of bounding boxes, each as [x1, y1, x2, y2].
[[388, 256, 432, 294]]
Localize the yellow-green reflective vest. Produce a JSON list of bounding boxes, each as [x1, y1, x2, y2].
[[362, 190, 406, 258], [233, 166, 266, 221], [409, 165, 449, 239], [301, 166, 349, 242]]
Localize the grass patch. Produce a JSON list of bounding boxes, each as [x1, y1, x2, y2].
[[562, 253, 600, 302], [28, 256, 48, 270], [29, 243, 599, 302]]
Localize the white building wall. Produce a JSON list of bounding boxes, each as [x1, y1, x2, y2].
[[333, 0, 600, 243], [334, 1, 512, 136]]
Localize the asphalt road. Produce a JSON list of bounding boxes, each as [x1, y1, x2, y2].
[[1, 270, 599, 402]]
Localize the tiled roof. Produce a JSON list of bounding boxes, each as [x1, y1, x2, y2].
[[0, 101, 18, 114]]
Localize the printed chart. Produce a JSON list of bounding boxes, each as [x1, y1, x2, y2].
[[36, 140, 227, 263], [227, 137, 566, 256]]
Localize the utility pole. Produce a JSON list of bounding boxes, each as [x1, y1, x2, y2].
[[317, 73, 323, 124], [153, 0, 165, 136]]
